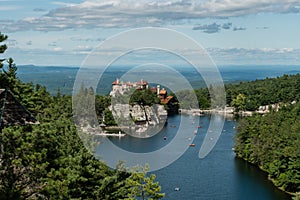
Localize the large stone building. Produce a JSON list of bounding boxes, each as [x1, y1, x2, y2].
[[110, 78, 149, 97], [110, 78, 178, 114]]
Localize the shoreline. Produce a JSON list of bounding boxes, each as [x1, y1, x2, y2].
[[94, 132, 126, 137], [178, 106, 283, 117], [235, 155, 297, 198], [80, 126, 127, 137]]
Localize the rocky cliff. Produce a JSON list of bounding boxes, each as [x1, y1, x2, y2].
[[109, 103, 168, 137]]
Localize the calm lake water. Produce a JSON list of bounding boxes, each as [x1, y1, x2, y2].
[[103, 114, 292, 200]]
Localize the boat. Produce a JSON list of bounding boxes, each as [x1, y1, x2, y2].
[[189, 143, 195, 147], [174, 187, 180, 191], [197, 125, 202, 128]]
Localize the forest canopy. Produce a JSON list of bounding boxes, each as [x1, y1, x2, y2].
[[0, 32, 165, 199], [235, 102, 300, 194]]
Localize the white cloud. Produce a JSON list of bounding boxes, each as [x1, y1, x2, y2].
[[50, 1, 78, 7], [233, 27, 246, 31], [207, 47, 300, 65], [193, 22, 233, 33], [0, 5, 21, 11], [193, 23, 221, 33], [53, 47, 62, 51], [1, 0, 300, 32]]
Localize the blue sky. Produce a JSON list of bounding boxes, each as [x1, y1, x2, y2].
[[1, 0, 300, 66]]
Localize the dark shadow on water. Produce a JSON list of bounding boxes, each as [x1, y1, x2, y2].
[[234, 157, 292, 200]]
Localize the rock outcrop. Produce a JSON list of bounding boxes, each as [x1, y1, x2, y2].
[[109, 103, 167, 137]]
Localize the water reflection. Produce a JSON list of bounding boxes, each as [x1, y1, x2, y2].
[[234, 157, 291, 200]]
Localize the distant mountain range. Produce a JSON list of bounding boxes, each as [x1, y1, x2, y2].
[[17, 65, 300, 95]]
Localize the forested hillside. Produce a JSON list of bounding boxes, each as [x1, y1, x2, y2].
[[0, 32, 164, 199], [226, 74, 300, 111], [175, 73, 300, 110], [229, 72, 300, 198], [234, 102, 300, 196]]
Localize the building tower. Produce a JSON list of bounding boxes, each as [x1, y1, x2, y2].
[[157, 85, 160, 95]]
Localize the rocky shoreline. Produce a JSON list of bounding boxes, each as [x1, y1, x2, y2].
[[179, 101, 297, 117]]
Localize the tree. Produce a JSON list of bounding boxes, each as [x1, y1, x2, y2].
[[0, 32, 8, 69], [103, 108, 117, 126], [129, 89, 160, 107], [235, 101, 300, 194], [293, 193, 300, 200], [231, 93, 247, 112], [0, 31, 165, 199], [125, 165, 165, 200], [0, 126, 48, 199]]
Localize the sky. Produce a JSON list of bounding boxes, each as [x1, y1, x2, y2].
[[1, 0, 300, 67]]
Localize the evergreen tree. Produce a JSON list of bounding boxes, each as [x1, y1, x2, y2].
[[124, 165, 165, 200], [235, 102, 300, 194], [0, 31, 165, 199], [0, 32, 8, 69]]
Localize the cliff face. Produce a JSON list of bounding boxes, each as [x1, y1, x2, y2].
[[109, 103, 167, 137]]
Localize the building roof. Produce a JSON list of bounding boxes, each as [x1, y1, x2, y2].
[[161, 96, 174, 104], [159, 89, 167, 95], [0, 89, 39, 129], [126, 82, 133, 86], [112, 79, 120, 85], [150, 87, 157, 92], [136, 79, 148, 85]]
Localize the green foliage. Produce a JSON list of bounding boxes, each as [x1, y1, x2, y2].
[[176, 73, 300, 111], [231, 93, 247, 111], [73, 85, 98, 127], [293, 193, 300, 200], [95, 94, 111, 115], [0, 83, 165, 199], [129, 89, 160, 106], [235, 102, 300, 194], [0, 126, 48, 199], [103, 108, 117, 126], [0, 32, 8, 69], [226, 74, 300, 110], [0, 35, 164, 199], [195, 88, 211, 109], [124, 164, 165, 200], [175, 89, 199, 109]]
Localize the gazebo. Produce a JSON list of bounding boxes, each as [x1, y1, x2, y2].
[[0, 89, 39, 131]]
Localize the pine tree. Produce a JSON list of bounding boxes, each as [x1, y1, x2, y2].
[[0, 32, 8, 69], [125, 164, 165, 200]]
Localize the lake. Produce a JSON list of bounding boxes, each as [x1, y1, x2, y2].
[[102, 114, 292, 200]]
